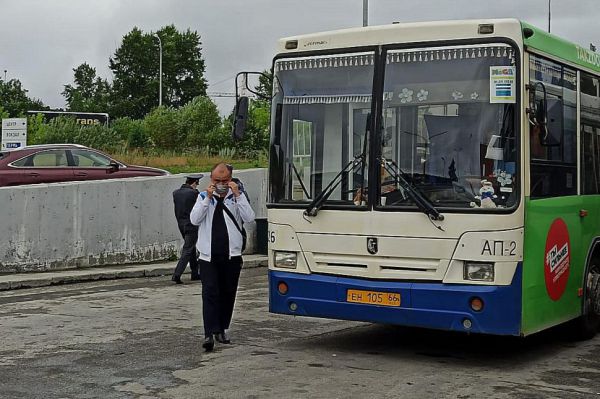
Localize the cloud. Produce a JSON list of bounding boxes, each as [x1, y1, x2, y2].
[[0, 0, 597, 115]]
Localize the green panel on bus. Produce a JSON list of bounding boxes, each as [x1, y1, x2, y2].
[[521, 22, 600, 74], [521, 196, 600, 335]]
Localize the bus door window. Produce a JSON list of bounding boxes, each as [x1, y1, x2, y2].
[[529, 55, 577, 198], [291, 119, 313, 201]]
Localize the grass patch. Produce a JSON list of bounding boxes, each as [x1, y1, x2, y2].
[[108, 150, 267, 174]]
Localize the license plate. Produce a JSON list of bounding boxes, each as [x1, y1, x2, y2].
[[346, 289, 401, 307]]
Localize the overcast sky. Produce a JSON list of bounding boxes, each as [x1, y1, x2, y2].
[[0, 0, 598, 115]]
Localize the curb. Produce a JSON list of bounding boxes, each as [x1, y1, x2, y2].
[[0, 256, 268, 292]]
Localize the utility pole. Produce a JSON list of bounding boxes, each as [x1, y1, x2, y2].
[[548, 0, 551, 33], [153, 34, 163, 107], [363, 0, 368, 27]]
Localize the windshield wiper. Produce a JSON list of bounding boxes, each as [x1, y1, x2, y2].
[[304, 154, 364, 217], [381, 158, 444, 221]]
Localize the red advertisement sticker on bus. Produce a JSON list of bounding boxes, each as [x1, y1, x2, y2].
[[544, 218, 570, 301]]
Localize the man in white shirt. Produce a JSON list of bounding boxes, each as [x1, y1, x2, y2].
[[190, 163, 255, 351]]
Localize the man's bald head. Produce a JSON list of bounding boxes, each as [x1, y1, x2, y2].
[[211, 163, 233, 189]]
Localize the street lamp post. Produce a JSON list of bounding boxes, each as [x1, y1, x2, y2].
[[153, 34, 163, 107], [363, 0, 368, 27]]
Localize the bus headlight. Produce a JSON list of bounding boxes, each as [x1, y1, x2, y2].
[[464, 262, 494, 282], [274, 251, 297, 269]]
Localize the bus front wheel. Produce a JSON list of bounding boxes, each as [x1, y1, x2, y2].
[[575, 262, 600, 340]]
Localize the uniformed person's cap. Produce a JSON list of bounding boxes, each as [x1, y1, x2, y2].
[[185, 174, 204, 181]]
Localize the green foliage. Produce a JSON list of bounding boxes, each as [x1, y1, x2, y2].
[[178, 96, 223, 149], [112, 117, 149, 149], [256, 70, 273, 102], [0, 79, 46, 117], [0, 105, 9, 119], [62, 63, 111, 112], [109, 25, 207, 119], [28, 116, 124, 153], [26, 113, 47, 145], [224, 98, 271, 157], [143, 106, 182, 150]]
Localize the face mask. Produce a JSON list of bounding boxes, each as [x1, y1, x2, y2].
[[215, 183, 229, 196]]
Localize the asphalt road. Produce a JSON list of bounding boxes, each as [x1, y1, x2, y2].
[[1, 268, 599, 399]]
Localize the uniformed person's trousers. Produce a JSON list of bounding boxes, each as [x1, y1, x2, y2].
[[173, 230, 200, 279]]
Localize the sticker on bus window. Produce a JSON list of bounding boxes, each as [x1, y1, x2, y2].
[[490, 66, 516, 103], [544, 218, 571, 301]]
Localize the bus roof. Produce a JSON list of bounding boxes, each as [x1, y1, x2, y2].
[[277, 19, 523, 53], [277, 18, 600, 74]]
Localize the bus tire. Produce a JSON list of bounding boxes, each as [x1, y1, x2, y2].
[[575, 261, 600, 340]]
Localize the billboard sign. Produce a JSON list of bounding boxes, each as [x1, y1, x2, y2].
[[27, 110, 109, 126], [1, 118, 27, 151]]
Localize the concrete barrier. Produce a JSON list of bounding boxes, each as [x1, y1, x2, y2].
[[0, 168, 267, 273]]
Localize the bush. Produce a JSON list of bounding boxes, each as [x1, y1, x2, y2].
[[144, 106, 183, 150], [21, 96, 271, 158], [27, 115, 124, 153], [112, 117, 149, 149], [178, 96, 222, 149]]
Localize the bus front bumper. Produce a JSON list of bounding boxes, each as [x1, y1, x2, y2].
[[269, 266, 522, 336]]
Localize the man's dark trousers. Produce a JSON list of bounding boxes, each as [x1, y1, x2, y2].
[[199, 255, 242, 337], [173, 228, 200, 280]]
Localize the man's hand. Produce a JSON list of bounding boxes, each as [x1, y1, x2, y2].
[[228, 180, 240, 197], [207, 183, 216, 199]]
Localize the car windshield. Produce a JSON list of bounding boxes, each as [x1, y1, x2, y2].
[[379, 44, 518, 210], [270, 51, 375, 206]]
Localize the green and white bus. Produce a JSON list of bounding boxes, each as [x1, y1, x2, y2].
[[237, 19, 600, 337]]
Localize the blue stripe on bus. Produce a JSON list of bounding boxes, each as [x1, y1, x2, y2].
[[269, 264, 522, 336]]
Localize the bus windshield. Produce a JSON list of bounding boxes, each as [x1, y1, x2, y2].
[[380, 44, 518, 210], [269, 43, 519, 211], [270, 51, 375, 206]]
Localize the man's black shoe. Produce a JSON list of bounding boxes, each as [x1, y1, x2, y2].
[[172, 276, 183, 284], [202, 336, 214, 351], [190, 275, 201, 281], [215, 331, 230, 344]]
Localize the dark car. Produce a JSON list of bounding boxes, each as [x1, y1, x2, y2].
[[0, 144, 169, 187]]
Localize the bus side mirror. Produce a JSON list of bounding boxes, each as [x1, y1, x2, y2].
[[232, 96, 249, 141]]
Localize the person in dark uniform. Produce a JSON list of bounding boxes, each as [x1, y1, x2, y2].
[[172, 174, 204, 284], [190, 163, 255, 351]]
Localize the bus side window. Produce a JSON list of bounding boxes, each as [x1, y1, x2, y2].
[[529, 55, 577, 199], [580, 72, 600, 195]]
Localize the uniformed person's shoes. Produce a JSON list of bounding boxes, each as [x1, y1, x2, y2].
[[171, 276, 183, 284], [190, 274, 201, 281], [202, 335, 214, 352], [215, 331, 230, 344]]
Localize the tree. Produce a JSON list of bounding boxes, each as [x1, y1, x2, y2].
[[109, 25, 208, 119], [0, 79, 46, 117], [143, 106, 182, 150], [62, 63, 111, 113], [178, 96, 223, 149], [255, 70, 273, 102]]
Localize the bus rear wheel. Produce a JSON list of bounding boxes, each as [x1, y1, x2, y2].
[[575, 262, 600, 340]]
